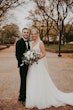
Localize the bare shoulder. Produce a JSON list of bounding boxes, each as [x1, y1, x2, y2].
[[39, 40, 46, 57], [39, 40, 45, 48]]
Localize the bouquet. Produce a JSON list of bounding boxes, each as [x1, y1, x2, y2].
[[22, 50, 40, 65]]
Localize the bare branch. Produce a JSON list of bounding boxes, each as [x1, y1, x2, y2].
[[0, 0, 25, 19]]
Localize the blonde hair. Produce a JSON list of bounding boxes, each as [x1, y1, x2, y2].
[[31, 28, 39, 34], [31, 28, 40, 40]]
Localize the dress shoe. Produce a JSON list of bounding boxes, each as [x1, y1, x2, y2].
[[18, 97, 22, 101], [22, 101, 25, 106]]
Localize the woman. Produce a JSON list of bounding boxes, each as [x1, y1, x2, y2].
[[26, 28, 73, 109]]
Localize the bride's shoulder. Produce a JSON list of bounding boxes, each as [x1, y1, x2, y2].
[[39, 40, 45, 49], [39, 40, 44, 45]]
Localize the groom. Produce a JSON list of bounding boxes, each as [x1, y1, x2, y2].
[[15, 28, 30, 105]]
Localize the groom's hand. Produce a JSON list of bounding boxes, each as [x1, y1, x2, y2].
[[20, 63, 24, 67]]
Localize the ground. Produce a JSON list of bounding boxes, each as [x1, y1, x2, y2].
[[0, 46, 73, 110]]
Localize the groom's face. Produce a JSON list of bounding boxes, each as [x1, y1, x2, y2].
[[22, 29, 29, 39]]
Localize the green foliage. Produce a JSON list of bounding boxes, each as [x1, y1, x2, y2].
[[64, 24, 73, 42], [0, 23, 20, 44], [49, 28, 57, 36], [49, 28, 57, 43], [65, 32, 73, 42]]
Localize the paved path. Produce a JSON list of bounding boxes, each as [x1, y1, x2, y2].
[[0, 46, 73, 110]]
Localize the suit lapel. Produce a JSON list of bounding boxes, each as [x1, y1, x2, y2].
[[21, 38, 30, 50], [28, 42, 30, 50]]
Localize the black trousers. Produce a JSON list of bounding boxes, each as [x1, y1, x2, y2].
[[19, 65, 28, 101]]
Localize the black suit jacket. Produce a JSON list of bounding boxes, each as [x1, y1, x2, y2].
[[15, 38, 30, 67]]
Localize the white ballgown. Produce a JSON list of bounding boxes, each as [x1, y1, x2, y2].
[[26, 40, 73, 109]]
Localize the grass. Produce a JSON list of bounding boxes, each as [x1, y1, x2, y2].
[[0, 45, 7, 50], [45, 44, 73, 51]]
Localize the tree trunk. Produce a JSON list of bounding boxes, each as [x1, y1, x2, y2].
[[46, 20, 49, 45]]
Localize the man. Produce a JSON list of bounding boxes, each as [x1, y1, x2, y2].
[[15, 28, 30, 105]]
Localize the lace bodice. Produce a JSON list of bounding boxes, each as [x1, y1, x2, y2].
[[30, 40, 42, 54]]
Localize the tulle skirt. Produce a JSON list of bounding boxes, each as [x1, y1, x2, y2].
[[26, 57, 73, 109]]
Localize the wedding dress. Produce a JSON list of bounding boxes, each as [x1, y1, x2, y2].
[[26, 40, 73, 109]]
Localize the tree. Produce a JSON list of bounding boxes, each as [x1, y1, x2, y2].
[[33, 0, 73, 56], [0, 0, 26, 22], [0, 23, 20, 44], [33, 0, 73, 40], [27, 8, 53, 43]]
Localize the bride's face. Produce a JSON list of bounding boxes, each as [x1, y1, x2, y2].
[[31, 32, 38, 41]]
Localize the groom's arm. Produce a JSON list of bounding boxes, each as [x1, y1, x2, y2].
[[15, 40, 22, 67]]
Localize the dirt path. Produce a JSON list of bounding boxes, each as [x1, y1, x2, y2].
[[0, 46, 73, 110]]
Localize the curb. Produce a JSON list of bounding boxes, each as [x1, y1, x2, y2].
[[46, 49, 73, 53], [0, 45, 10, 51]]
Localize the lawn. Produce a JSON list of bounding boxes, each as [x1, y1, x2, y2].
[[45, 44, 73, 51]]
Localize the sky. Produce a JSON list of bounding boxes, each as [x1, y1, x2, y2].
[[2, 1, 36, 31]]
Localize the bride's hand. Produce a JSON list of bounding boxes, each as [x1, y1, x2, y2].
[[39, 41, 46, 59]]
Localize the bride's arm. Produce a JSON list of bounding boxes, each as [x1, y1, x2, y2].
[[39, 42, 46, 59]]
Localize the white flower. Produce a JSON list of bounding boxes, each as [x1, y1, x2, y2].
[[22, 50, 40, 65], [27, 55, 30, 60], [30, 53, 34, 59], [26, 51, 31, 55]]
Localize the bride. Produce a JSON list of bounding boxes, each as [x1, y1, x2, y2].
[[25, 28, 73, 109]]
